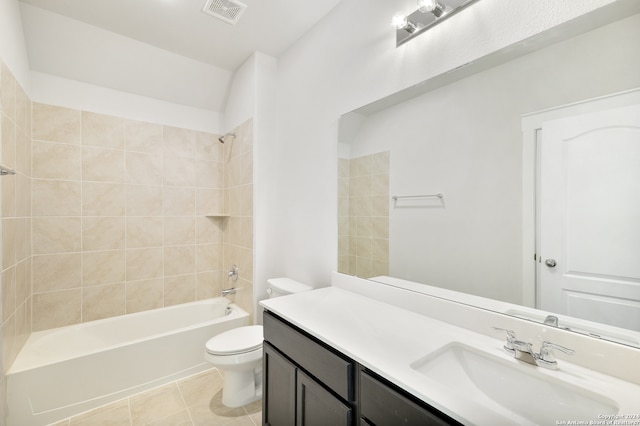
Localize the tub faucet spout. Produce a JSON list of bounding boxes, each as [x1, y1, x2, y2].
[[221, 288, 237, 297]]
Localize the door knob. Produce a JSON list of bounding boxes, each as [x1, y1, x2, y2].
[[545, 259, 557, 268]]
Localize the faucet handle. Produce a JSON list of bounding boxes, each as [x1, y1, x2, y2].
[[491, 326, 517, 352], [537, 341, 575, 368]]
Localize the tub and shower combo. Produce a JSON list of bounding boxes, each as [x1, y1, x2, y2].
[[6, 297, 249, 426]]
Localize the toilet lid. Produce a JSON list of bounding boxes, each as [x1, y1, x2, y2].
[[205, 325, 263, 355]]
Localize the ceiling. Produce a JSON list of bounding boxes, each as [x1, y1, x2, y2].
[[18, 0, 343, 111]]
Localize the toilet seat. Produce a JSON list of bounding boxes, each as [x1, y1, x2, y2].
[[205, 325, 263, 356]]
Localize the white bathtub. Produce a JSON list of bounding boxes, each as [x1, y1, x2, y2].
[[6, 298, 249, 426]]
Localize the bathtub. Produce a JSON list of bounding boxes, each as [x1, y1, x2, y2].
[[6, 297, 249, 426]]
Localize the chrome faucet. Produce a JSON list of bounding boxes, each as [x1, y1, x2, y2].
[[543, 315, 559, 327], [221, 287, 237, 296], [492, 327, 574, 369]]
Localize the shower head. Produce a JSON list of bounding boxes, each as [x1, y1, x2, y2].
[[218, 132, 236, 144]]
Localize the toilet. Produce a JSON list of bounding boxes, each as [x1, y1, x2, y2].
[[204, 277, 312, 408]]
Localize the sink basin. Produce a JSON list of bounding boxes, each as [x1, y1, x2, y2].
[[411, 343, 618, 425]]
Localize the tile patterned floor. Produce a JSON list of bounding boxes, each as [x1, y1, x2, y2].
[[49, 368, 262, 426]]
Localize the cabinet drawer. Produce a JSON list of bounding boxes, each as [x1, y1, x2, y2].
[[263, 311, 355, 401], [360, 370, 460, 426]]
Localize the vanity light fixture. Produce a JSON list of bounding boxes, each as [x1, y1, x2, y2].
[[395, 0, 479, 46]]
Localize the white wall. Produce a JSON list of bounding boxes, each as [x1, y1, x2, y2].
[[0, 0, 30, 90], [265, 0, 618, 288], [29, 71, 220, 133]]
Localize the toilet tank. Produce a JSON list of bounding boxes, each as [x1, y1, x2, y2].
[[267, 278, 312, 298]]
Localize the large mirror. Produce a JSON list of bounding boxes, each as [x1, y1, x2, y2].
[[338, 2, 640, 347]]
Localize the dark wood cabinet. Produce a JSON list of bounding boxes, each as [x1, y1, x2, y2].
[[359, 370, 461, 426], [263, 310, 460, 426], [263, 343, 296, 426]]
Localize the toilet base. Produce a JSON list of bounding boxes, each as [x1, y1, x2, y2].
[[221, 365, 263, 408]]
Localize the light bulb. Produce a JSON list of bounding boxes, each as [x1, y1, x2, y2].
[[417, 0, 445, 17], [392, 13, 408, 30]]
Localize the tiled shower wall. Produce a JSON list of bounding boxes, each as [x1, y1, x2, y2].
[[29, 102, 231, 331], [0, 62, 33, 408], [221, 119, 254, 320], [0, 58, 255, 399], [337, 151, 389, 278]]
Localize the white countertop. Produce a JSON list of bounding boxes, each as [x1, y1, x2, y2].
[[260, 286, 640, 425]]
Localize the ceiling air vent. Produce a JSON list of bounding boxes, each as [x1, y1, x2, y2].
[[202, 0, 248, 25]]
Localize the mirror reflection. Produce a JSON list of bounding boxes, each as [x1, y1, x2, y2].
[[338, 9, 640, 346]]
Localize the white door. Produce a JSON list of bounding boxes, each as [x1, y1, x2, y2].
[[537, 103, 640, 331]]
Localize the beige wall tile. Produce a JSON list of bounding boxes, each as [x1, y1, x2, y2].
[[196, 131, 219, 162], [15, 129, 31, 176], [372, 195, 389, 217], [196, 244, 222, 273], [15, 173, 31, 217], [163, 186, 195, 216], [2, 315, 16, 375], [82, 182, 125, 217], [126, 184, 162, 216], [164, 274, 196, 306], [164, 217, 195, 246], [15, 218, 29, 262], [196, 217, 223, 244], [164, 245, 195, 277], [15, 257, 31, 306], [125, 120, 162, 154], [32, 179, 81, 216], [126, 217, 163, 248], [82, 283, 126, 322], [81, 111, 124, 149], [240, 184, 253, 217], [195, 188, 223, 215], [32, 103, 81, 144], [126, 151, 162, 185], [2, 266, 16, 322], [82, 217, 126, 251], [126, 278, 163, 313], [32, 140, 82, 180], [373, 151, 390, 174], [82, 146, 124, 183], [126, 247, 163, 281], [32, 217, 81, 255], [32, 289, 82, 331], [32, 253, 81, 293], [15, 81, 29, 133], [0, 63, 17, 121], [163, 126, 195, 159], [2, 173, 15, 217], [83, 250, 126, 286], [195, 160, 221, 188], [2, 114, 16, 169], [197, 271, 222, 300], [163, 157, 195, 187], [239, 217, 253, 249]]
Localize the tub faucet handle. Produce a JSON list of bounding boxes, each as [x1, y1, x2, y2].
[[228, 264, 239, 281]]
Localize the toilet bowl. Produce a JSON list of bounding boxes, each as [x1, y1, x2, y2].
[[204, 278, 312, 407]]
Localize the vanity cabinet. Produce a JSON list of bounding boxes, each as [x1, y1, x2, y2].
[[263, 311, 354, 426], [263, 310, 460, 426]]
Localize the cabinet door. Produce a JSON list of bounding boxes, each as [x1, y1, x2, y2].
[[264, 343, 296, 426], [360, 371, 460, 426], [297, 370, 352, 426]]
